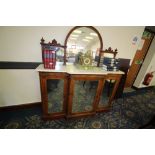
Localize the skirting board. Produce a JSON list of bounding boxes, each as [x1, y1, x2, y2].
[[0, 102, 41, 112]]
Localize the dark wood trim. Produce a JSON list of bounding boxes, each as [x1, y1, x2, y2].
[[70, 74, 105, 80], [67, 77, 74, 115], [145, 27, 155, 35], [0, 102, 41, 112], [131, 34, 154, 86], [40, 38, 67, 48], [64, 26, 103, 65], [40, 73, 48, 115], [0, 61, 41, 69], [125, 33, 154, 87]]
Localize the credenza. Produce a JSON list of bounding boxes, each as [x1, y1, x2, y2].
[[36, 63, 124, 119]]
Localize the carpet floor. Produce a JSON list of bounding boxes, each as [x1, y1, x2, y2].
[[0, 87, 155, 129]]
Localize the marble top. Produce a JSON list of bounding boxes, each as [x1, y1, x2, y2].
[[36, 62, 124, 75]]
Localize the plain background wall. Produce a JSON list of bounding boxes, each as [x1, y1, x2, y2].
[[0, 70, 41, 106], [0, 26, 145, 107], [0, 26, 144, 62], [0, 26, 72, 62]]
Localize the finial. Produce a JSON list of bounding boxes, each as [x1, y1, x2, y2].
[[41, 37, 45, 43]]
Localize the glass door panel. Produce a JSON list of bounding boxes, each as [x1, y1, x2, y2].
[[98, 79, 116, 108], [47, 79, 64, 113], [72, 80, 98, 113]]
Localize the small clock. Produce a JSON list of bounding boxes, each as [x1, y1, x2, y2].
[[78, 51, 93, 66], [83, 57, 91, 65]]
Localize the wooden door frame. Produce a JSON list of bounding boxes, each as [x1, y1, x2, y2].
[[67, 74, 105, 118], [125, 30, 155, 88], [96, 74, 122, 112], [39, 72, 68, 120]]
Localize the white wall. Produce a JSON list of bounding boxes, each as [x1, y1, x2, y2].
[[0, 70, 41, 106], [96, 26, 144, 60], [0, 26, 72, 62], [0, 26, 145, 107]]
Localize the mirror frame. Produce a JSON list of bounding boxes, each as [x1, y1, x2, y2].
[[64, 26, 103, 66]]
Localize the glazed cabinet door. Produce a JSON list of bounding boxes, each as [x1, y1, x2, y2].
[[67, 75, 104, 118], [39, 72, 68, 119], [97, 74, 122, 112]]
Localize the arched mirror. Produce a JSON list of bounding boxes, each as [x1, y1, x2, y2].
[[64, 26, 103, 66]]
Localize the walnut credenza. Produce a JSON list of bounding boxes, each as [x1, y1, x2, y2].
[[36, 63, 124, 120]]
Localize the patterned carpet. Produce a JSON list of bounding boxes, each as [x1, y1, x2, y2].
[[0, 87, 155, 129]]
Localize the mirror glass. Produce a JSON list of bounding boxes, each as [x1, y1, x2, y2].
[[47, 79, 64, 113], [56, 47, 65, 62], [98, 78, 116, 108], [72, 80, 98, 113], [66, 27, 101, 66]]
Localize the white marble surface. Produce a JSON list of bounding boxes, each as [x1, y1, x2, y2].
[[36, 62, 124, 75]]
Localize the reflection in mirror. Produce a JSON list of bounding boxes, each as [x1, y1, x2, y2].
[[66, 27, 101, 66], [40, 38, 66, 69], [47, 79, 64, 113], [56, 48, 64, 62], [98, 79, 116, 108], [72, 80, 98, 113], [99, 48, 118, 67]]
